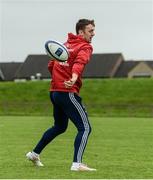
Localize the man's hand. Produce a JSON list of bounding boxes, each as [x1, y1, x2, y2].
[[64, 73, 78, 88]]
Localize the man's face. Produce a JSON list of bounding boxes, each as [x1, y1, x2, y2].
[[79, 24, 95, 43]]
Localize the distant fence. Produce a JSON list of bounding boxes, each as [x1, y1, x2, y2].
[[1, 102, 153, 117]]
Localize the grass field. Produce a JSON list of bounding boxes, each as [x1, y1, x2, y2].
[[1, 79, 153, 117], [0, 116, 153, 179]]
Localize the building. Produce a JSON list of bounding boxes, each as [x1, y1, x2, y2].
[[14, 54, 50, 80], [83, 53, 124, 78], [115, 61, 153, 78], [128, 61, 153, 78], [0, 62, 22, 81], [1, 53, 153, 81]]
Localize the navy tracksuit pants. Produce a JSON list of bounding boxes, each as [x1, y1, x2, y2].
[[33, 92, 91, 163]]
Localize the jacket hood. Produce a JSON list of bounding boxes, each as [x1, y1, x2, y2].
[[67, 33, 88, 43]]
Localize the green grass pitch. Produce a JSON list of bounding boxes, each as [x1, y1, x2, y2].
[[0, 116, 153, 179]]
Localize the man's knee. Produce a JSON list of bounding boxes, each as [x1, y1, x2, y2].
[[55, 125, 67, 134], [43, 125, 67, 140], [87, 125, 92, 135], [88, 125, 92, 134], [78, 124, 92, 135]]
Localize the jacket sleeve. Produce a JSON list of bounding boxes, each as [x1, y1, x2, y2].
[[48, 60, 54, 74], [72, 45, 93, 76]]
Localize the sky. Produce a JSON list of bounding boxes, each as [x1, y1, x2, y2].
[[0, 0, 153, 62]]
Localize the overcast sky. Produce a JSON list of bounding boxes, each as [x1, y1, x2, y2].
[[0, 0, 153, 62]]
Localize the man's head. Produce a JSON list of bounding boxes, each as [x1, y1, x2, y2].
[[76, 19, 95, 43]]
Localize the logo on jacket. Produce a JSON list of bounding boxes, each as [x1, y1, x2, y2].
[[59, 61, 69, 66]]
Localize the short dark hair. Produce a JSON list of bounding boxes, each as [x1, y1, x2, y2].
[[76, 19, 95, 34]]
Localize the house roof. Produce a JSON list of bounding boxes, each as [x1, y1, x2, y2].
[[15, 53, 124, 79], [0, 62, 22, 81], [115, 61, 139, 77], [115, 60, 153, 77], [83, 53, 124, 78], [15, 54, 50, 79], [0, 69, 5, 80], [4, 54, 152, 81], [144, 61, 153, 69]]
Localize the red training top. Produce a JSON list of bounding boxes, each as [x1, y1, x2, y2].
[[48, 33, 93, 94]]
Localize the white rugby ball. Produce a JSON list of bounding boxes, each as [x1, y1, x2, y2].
[[45, 40, 69, 62]]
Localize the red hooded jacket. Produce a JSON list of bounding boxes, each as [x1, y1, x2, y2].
[[48, 33, 93, 94]]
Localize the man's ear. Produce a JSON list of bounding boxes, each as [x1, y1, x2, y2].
[[78, 29, 84, 35]]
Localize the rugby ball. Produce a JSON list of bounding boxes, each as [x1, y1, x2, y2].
[[45, 40, 69, 62]]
